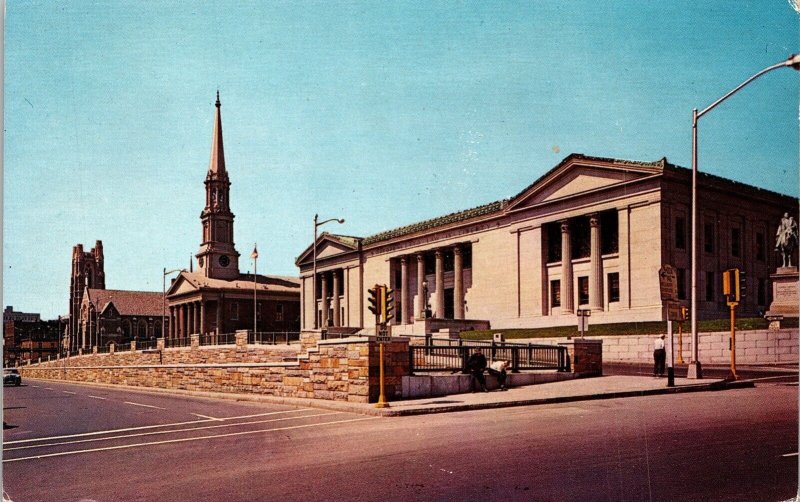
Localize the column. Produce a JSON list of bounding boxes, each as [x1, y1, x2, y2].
[[199, 300, 205, 336], [561, 220, 574, 314], [332, 270, 340, 327], [321, 272, 329, 328], [188, 303, 195, 335], [589, 214, 604, 312], [435, 249, 444, 318], [182, 304, 188, 337], [416, 253, 425, 318], [194, 301, 201, 334], [168, 307, 174, 338], [400, 257, 409, 324], [454, 246, 464, 319], [216, 299, 222, 334]]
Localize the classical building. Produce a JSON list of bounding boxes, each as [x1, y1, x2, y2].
[[296, 154, 797, 332], [165, 94, 300, 337]]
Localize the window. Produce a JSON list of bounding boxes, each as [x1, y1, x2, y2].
[[230, 302, 239, 320], [600, 210, 619, 254], [731, 228, 741, 258], [546, 223, 562, 263], [276, 303, 284, 322], [462, 246, 472, 269], [550, 280, 561, 308], [608, 272, 620, 302], [570, 217, 590, 259], [578, 276, 589, 305], [704, 223, 715, 253], [424, 254, 435, 275], [756, 232, 766, 261], [256, 302, 262, 321], [443, 249, 455, 272], [675, 217, 686, 250], [758, 279, 766, 306], [677, 268, 687, 300], [705, 271, 715, 302]]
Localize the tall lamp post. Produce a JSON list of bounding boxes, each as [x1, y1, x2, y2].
[[688, 53, 800, 379], [163, 267, 184, 340], [312, 214, 345, 329], [252, 244, 259, 337]]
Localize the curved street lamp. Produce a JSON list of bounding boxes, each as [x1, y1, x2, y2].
[[312, 214, 345, 329], [688, 53, 800, 379]]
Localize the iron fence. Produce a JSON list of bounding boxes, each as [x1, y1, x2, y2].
[[199, 333, 237, 346], [165, 337, 191, 349], [115, 343, 131, 352], [248, 331, 300, 345], [95, 345, 111, 354], [409, 343, 568, 374], [137, 339, 157, 351]]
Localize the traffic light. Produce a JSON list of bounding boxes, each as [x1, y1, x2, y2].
[[680, 306, 688, 321], [368, 286, 380, 316], [382, 287, 394, 323], [722, 268, 744, 303]]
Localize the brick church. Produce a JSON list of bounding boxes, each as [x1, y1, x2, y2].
[[165, 94, 300, 337], [68, 241, 166, 351]]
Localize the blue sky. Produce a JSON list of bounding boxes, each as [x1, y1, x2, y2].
[[4, 1, 799, 319]]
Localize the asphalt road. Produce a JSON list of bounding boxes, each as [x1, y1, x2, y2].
[[604, 360, 799, 382], [3, 379, 797, 501]]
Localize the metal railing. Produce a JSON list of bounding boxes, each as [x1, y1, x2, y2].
[[165, 337, 191, 349], [409, 343, 568, 374], [137, 339, 157, 351], [96, 345, 111, 354], [115, 343, 131, 352], [248, 331, 300, 345], [199, 333, 237, 346]]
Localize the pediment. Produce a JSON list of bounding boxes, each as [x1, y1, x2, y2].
[[100, 303, 119, 319], [316, 240, 353, 259], [296, 234, 360, 266], [507, 157, 664, 211], [166, 275, 199, 296]]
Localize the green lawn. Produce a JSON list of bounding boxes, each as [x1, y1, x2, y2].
[[460, 317, 798, 340]]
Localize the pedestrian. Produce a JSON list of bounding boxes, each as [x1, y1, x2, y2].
[[466, 348, 488, 392], [653, 334, 666, 377], [488, 359, 510, 391]]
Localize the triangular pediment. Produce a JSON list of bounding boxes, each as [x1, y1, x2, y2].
[[295, 233, 360, 266], [166, 274, 199, 297], [506, 155, 665, 211], [100, 302, 119, 319]]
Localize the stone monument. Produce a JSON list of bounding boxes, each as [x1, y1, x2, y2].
[[766, 212, 799, 327]]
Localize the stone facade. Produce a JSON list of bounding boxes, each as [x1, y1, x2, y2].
[[296, 154, 797, 332], [19, 336, 409, 404]]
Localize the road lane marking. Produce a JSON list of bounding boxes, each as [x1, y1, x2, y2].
[[190, 413, 222, 421], [782, 452, 798, 457], [3, 416, 379, 463], [4, 412, 342, 452], [4, 409, 313, 445], [31, 385, 40, 388], [123, 401, 167, 410], [87, 395, 106, 400], [62, 391, 76, 395]]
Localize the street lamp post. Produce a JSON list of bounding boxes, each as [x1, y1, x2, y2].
[[688, 53, 800, 379], [312, 214, 345, 329], [163, 267, 184, 340]]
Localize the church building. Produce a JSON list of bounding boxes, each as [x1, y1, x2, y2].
[[165, 94, 300, 337], [296, 154, 797, 333]]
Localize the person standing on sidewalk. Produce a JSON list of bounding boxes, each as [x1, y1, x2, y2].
[[653, 334, 666, 377], [488, 360, 510, 391], [466, 348, 488, 392]]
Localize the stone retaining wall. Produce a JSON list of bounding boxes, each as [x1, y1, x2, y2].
[[515, 328, 797, 365], [19, 336, 410, 404]]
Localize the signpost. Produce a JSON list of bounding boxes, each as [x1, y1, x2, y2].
[[659, 265, 679, 387], [576, 308, 591, 338]]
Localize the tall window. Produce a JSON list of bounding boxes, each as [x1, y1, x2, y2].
[[276, 303, 284, 322], [675, 217, 686, 250], [756, 232, 766, 261], [757, 279, 766, 306], [705, 271, 715, 302], [607, 272, 620, 302], [731, 228, 741, 258], [571, 217, 590, 259], [546, 223, 562, 263], [600, 210, 619, 254], [677, 268, 687, 300], [230, 302, 239, 320], [550, 280, 561, 308], [578, 276, 589, 305], [704, 223, 715, 253]]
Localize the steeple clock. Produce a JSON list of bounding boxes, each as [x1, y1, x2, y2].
[[196, 92, 240, 280]]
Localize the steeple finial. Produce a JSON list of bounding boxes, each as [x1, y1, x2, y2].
[[208, 91, 226, 176], [215, 90, 220, 107]]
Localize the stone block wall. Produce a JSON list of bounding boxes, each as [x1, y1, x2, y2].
[[19, 336, 411, 404]]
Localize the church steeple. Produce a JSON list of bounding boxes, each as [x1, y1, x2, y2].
[[196, 92, 240, 280]]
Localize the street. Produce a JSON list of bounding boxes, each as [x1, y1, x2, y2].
[[3, 379, 797, 501]]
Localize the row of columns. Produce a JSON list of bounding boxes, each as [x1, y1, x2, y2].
[[318, 269, 343, 328], [559, 213, 603, 313], [398, 245, 466, 324], [169, 300, 220, 338]]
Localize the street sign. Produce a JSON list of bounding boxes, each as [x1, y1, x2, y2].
[[659, 264, 678, 302], [666, 301, 684, 321], [376, 325, 391, 343], [576, 308, 590, 336]]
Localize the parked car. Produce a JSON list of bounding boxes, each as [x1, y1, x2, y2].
[[3, 369, 21, 386]]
